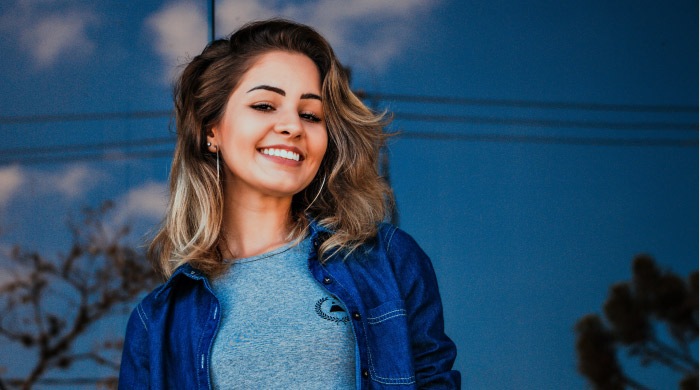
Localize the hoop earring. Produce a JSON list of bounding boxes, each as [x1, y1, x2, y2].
[[304, 174, 326, 213], [215, 146, 220, 182], [207, 142, 220, 182]]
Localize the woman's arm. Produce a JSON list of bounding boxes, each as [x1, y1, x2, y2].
[[388, 227, 461, 389], [118, 304, 150, 389]]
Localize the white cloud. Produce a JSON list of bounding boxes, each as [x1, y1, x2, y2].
[[215, 0, 277, 28], [1, 1, 100, 68], [145, 1, 208, 81], [22, 11, 98, 68], [112, 182, 168, 227], [0, 164, 103, 209], [0, 166, 25, 207], [50, 165, 99, 199], [300, 0, 439, 68], [147, 0, 440, 80], [34, 165, 104, 199]]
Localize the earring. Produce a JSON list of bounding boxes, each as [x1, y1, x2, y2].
[[214, 145, 220, 182], [304, 174, 326, 213], [206, 141, 219, 181]]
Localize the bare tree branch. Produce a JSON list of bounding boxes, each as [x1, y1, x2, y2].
[[62, 352, 121, 371], [0, 201, 159, 389]]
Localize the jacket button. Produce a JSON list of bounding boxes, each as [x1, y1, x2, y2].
[[353, 312, 361, 320], [362, 370, 369, 378], [323, 276, 332, 284]]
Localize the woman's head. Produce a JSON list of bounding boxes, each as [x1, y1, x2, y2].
[[175, 19, 337, 160], [207, 50, 328, 207], [151, 19, 393, 277]]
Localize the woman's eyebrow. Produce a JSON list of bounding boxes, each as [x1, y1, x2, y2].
[[247, 85, 285, 96], [247, 85, 321, 101], [301, 93, 321, 101]]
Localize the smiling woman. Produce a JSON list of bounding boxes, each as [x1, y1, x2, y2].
[[118, 19, 460, 390], [209, 51, 328, 202]]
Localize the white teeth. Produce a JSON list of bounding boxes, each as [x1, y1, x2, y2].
[[262, 148, 300, 161]]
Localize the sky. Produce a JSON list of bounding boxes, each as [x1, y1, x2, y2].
[[0, 0, 697, 389]]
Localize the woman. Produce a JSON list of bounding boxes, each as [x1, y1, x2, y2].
[[119, 19, 460, 389]]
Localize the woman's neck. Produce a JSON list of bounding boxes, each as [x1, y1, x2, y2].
[[220, 189, 294, 260]]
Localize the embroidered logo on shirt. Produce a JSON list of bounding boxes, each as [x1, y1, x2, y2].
[[315, 296, 350, 323]]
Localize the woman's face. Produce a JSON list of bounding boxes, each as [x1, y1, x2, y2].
[[209, 51, 328, 200]]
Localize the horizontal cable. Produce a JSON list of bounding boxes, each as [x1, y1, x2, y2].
[[0, 131, 694, 167], [360, 91, 699, 113], [0, 149, 174, 165], [1, 109, 694, 133], [392, 112, 697, 131], [392, 130, 697, 147], [0, 92, 696, 129], [0, 137, 175, 156], [0, 110, 171, 125]]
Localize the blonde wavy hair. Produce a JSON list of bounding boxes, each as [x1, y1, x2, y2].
[[149, 19, 393, 278]]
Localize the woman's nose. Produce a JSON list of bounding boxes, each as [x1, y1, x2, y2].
[[274, 110, 303, 137]]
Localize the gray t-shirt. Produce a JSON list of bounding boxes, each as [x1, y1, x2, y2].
[[210, 236, 356, 389]]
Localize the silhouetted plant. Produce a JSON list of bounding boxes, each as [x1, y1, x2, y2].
[[0, 201, 160, 389], [575, 254, 698, 390]]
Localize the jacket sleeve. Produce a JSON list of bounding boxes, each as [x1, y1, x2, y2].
[[386, 227, 461, 389], [118, 303, 150, 389]]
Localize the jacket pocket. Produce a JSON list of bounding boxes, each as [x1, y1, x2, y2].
[[365, 300, 416, 386]]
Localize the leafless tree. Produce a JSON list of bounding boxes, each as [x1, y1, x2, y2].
[[0, 201, 160, 389], [575, 254, 698, 390]]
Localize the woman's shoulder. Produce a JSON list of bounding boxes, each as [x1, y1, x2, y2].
[[134, 264, 205, 313], [374, 222, 425, 256]]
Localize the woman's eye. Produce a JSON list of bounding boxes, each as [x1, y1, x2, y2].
[[300, 112, 321, 123], [251, 103, 274, 111]]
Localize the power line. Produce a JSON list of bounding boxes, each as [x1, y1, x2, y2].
[[1, 124, 694, 159], [0, 108, 694, 133], [0, 91, 695, 163], [0, 110, 171, 125], [359, 91, 699, 113], [0, 137, 174, 157], [392, 112, 696, 131], [0, 90, 696, 126], [0, 149, 173, 165], [392, 130, 698, 148], [0, 130, 694, 166]]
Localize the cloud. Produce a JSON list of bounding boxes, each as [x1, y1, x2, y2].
[[269, 0, 438, 67], [0, 166, 25, 208], [146, 0, 440, 80], [112, 182, 168, 227], [49, 165, 100, 199], [145, 1, 209, 81], [33, 165, 104, 200], [0, 164, 103, 209], [22, 11, 99, 68], [215, 0, 278, 27], [0, 1, 100, 68]]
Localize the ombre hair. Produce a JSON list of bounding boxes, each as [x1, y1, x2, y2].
[[149, 19, 393, 278]]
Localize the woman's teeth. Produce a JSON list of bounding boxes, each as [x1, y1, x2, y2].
[[261, 148, 300, 162]]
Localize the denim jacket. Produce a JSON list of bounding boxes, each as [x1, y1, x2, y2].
[[119, 222, 460, 389]]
